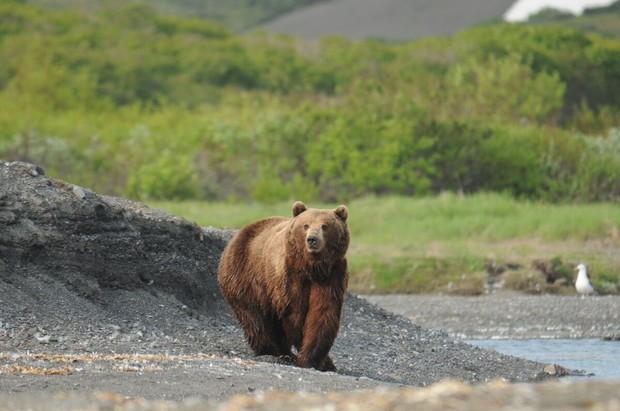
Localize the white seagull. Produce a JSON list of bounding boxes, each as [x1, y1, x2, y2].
[[575, 263, 595, 296]]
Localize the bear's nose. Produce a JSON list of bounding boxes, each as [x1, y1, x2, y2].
[[307, 235, 319, 248]]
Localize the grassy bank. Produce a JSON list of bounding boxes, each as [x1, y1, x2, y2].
[[151, 194, 620, 295]]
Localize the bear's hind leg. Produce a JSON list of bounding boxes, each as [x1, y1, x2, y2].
[[235, 307, 292, 358], [271, 318, 296, 362]]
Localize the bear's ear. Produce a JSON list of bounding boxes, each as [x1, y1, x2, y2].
[[334, 205, 348, 222], [292, 201, 307, 217]]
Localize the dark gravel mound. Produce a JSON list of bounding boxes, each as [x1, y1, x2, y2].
[[0, 161, 559, 400]]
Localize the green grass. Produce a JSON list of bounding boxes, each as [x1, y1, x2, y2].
[[150, 194, 620, 294], [350, 193, 620, 244]]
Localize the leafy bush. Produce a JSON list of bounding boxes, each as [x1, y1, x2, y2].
[[571, 128, 620, 201], [127, 153, 199, 200], [441, 53, 565, 125]]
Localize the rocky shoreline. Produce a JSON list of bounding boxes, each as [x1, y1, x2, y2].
[[1, 161, 619, 410], [365, 293, 620, 340]]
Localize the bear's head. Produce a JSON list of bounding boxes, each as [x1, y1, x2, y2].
[[290, 201, 349, 260]]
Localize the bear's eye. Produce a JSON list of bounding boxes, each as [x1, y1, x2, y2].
[[304, 224, 309, 230], [321, 224, 328, 231]]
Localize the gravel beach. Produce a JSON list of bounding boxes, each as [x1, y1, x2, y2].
[[365, 292, 620, 340], [2, 292, 619, 410], [1, 161, 619, 410], [1, 292, 619, 410]]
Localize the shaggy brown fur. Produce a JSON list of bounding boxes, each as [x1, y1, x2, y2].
[[217, 201, 349, 371]]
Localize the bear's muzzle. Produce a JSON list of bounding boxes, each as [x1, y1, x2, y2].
[[306, 230, 323, 252], [307, 235, 319, 247]]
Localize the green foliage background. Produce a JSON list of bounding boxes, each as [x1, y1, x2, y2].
[[1, 0, 620, 204]]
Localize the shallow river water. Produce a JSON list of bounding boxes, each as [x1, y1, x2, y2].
[[467, 339, 620, 380]]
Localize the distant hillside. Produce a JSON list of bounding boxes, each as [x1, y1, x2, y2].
[[24, 0, 328, 30], [22, 0, 620, 40], [526, 0, 620, 38], [260, 0, 515, 40]]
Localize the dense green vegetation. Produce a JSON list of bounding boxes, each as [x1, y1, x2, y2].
[[0, 0, 619, 204], [152, 195, 620, 294], [1, 2, 619, 294]]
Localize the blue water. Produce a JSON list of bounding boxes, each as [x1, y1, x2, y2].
[[467, 339, 620, 380]]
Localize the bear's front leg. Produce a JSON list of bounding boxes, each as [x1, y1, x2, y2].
[[297, 281, 345, 372], [318, 355, 336, 372]]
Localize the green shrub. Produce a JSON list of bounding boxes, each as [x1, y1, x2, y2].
[[441, 53, 566, 125], [127, 152, 199, 200], [572, 128, 620, 201]]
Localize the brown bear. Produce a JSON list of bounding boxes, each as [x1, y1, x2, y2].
[[217, 201, 350, 372]]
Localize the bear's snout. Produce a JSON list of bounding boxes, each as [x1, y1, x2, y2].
[[307, 235, 319, 247], [306, 229, 324, 252]]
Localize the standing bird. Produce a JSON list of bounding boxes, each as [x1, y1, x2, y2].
[[575, 263, 596, 296]]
